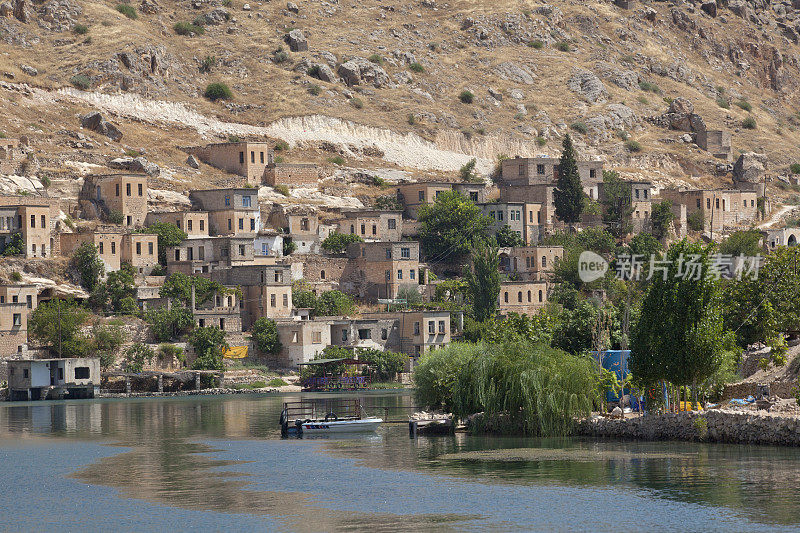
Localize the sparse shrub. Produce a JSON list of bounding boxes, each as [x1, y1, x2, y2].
[[407, 114, 416, 125], [267, 378, 289, 387], [459, 89, 474, 104], [535, 136, 547, 146], [228, 135, 240, 143], [790, 163, 800, 174], [514, 112, 525, 121], [273, 48, 289, 64], [570, 121, 588, 134], [106, 210, 124, 225], [0, 132, 6, 138], [306, 65, 320, 77], [742, 116, 757, 130], [476, 127, 485, 135], [115, 3, 138, 19], [222, 0, 231, 5], [10, 271, 22, 282], [329, 156, 345, 165], [461, 128, 473, 139], [308, 84, 321, 96], [637, 96, 649, 105], [615, 129, 629, 141], [124, 148, 140, 157], [350, 97, 363, 109], [367, 54, 383, 65], [192, 15, 206, 26], [716, 96, 730, 109], [174, 21, 204, 35], [687, 209, 705, 232], [40, 175, 51, 188], [274, 155, 284, 164], [625, 139, 642, 152], [639, 81, 661, 94], [409, 62, 425, 73], [204, 82, 233, 101], [200, 55, 216, 73], [274, 140, 289, 152], [556, 41, 570, 52], [274, 184, 290, 196], [735, 100, 752, 112], [428, 42, 439, 52], [70, 75, 92, 90], [528, 39, 544, 49], [73, 23, 89, 35], [716, 86, 725, 95]]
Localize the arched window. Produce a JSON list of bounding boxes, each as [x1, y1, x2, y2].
[[527, 290, 531, 303], [538, 290, 543, 302], [350, 224, 355, 234], [320, 270, 326, 280], [517, 291, 522, 303]]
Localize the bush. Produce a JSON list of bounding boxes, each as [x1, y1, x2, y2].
[[189, 327, 227, 371], [115, 3, 138, 19], [367, 54, 383, 64], [267, 378, 289, 387], [308, 84, 321, 96], [790, 163, 800, 175], [570, 122, 588, 134], [174, 21, 205, 35], [273, 49, 289, 64], [72, 242, 104, 291], [321, 232, 363, 254], [123, 343, 154, 373], [2, 232, 24, 256], [106, 210, 124, 224], [638, 81, 661, 94], [716, 96, 730, 109], [528, 40, 544, 49], [349, 97, 363, 109], [624, 139, 642, 152], [200, 55, 216, 73], [742, 116, 757, 130], [358, 348, 406, 381], [73, 23, 89, 35], [283, 239, 296, 255], [274, 140, 289, 152], [458, 90, 474, 104], [409, 62, 424, 73], [687, 209, 705, 232], [69, 75, 92, 90], [735, 100, 752, 112], [251, 317, 282, 355], [328, 156, 345, 165], [10, 271, 22, 282], [556, 41, 570, 52], [535, 136, 547, 146], [94, 325, 126, 369], [407, 114, 416, 125], [306, 65, 320, 78], [145, 307, 194, 342], [204, 82, 233, 101]]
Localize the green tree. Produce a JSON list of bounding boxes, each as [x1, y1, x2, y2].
[[28, 299, 92, 357], [283, 238, 297, 256], [2, 232, 24, 256], [630, 240, 727, 390], [358, 348, 406, 381], [292, 287, 318, 310], [418, 190, 492, 260], [160, 273, 227, 306], [72, 242, 105, 291], [553, 134, 584, 225], [189, 326, 228, 370], [495, 225, 524, 247], [251, 317, 282, 355], [577, 227, 616, 254], [650, 200, 675, 241], [104, 263, 136, 311], [553, 300, 621, 355], [459, 158, 479, 182], [145, 307, 195, 342], [136, 222, 187, 266], [463, 241, 501, 322], [314, 290, 356, 316], [93, 324, 126, 369], [719, 230, 763, 257], [123, 343, 155, 373], [321, 232, 363, 254], [601, 170, 633, 237], [374, 195, 402, 211]]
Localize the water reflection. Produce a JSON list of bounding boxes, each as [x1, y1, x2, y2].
[[0, 393, 799, 528]]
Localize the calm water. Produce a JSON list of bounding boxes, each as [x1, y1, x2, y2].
[[1, 392, 799, 532]]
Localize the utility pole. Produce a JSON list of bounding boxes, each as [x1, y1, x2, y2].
[[57, 298, 62, 358]]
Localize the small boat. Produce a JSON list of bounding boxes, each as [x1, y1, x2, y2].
[[280, 398, 383, 437]]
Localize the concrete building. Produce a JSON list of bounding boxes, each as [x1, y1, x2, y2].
[[79, 174, 148, 227], [337, 209, 403, 242], [186, 142, 272, 185], [343, 241, 427, 300], [167, 236, 254, 275], [0, 301, 28, 356], [763, 227, 800, 249], [6, 358, 100, 400], [499, 246, 563, 281], [500, 156, 604, 200], [275, 317, 334, 367], [499, 281, 548, 316], [263, 163, 320, 187], [660, 189, 758, 233], [146, 211, 210, 237], [211, 265, 293, 329], [189, 189, 261, 237]]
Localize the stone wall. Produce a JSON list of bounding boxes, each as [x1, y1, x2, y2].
[[577, 410, 800, 446], [263, 164, 320, 187], [723, 381, 797, 400]]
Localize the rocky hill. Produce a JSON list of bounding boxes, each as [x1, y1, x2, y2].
[[2, 0, 800, 206]]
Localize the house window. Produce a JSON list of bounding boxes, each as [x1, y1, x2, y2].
[[697, 199, 701, 209], [23, 369, 28, 379], [239, 151, 244, 164], [30, 215, 35, 228], [527, 290, 531, 303], [358, 329, 371, 340], [743, 200, 746, 207], [418, 191, 425, 201], [12, 295, 17, 303], [239, 218, 244, 230], [98, 242, 104, 254], [470, 192, 478, 201], [175, 249, 180, 261], [251, 151, 255, 163], [350, 224, 355, 234], [41, 215, 46, 228], [138, 183, 143, 196], [539, 290, 543, 302], [283, 294, 288, 306], [260, 152, 265, 164], [188, 220, 193, 231], [148, 242, 154, 255], [518, 291, 523, 303], [716, 198, 720, 209], [115, 183, 120, 196], [537, 211, 541, 223], [541, 256, 546, 267], [13, 313, 21, 326], [342, 329, 349, 342], [498, 211, 504, 221], [187, 247, 193, 260], [372, 224, 377, 235], [537, 164, 545, 175], [26, 295, 32, 309], [504, 292, 509, 303], [126, 216, 131, 226], [385, 270, 390, 281], [635, 189, 640, 199], [111, 241, 116, 254], [707, 198, 711, 209], [126, 183, 131, 196], [397, 269, 403, 280], [751, 199, 755, 207], [271, 294, 276, 307], [200, 220, 205, 231], [385, 248, 392, 259], [401, 247, 410, 258], [414, 322, 420, 335], [225, 196, 231, 206], [250, 219, 256, 231], [643, 190, 648, 199], [312, 331, 322, 344], [198, 246, 205, 260], [320, 269, 326, 280], [136, 242, 141, 255], [438, 320, 445, 333], [410, 269, 415, 280], [239, 244, 246, 255], [243, 196, 252, 207], [228, 219, 232, 231], [361, 224, 366, 235], [292, 331, 298, 343], [428, 321, 435, 334], [590, 169, 596, 179]]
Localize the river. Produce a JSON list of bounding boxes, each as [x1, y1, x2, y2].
[[1, 391, 799, 532]]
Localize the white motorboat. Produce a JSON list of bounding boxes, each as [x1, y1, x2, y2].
[[280, 399, 383, 436], [299, 416, 383, 434]]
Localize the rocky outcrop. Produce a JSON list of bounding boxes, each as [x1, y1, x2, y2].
[[202, 7, 229, 25], [80, 111, 123, 141], [648, 97, 706, 133], [493, 61, 535, 85], [109, 156, 160, 176], [186, 154, 199, 169], [595, 61, 639, 91], [337, 57, 392, 88], [567, 69, 607, 103], [733, 152, 767, 186], [585, 104, 637, 139], [284, 29, 308, 52]]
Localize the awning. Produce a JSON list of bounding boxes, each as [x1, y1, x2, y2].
[[223, 346, 249, 359]]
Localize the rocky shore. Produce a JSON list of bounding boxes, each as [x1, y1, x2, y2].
[[577, 409, 800, 447], [98, 386, 291, 398]]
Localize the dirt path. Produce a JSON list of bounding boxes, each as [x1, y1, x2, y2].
[[757, 204, 797, 229]]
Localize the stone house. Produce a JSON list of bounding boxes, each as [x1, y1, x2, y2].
[[268, 205, 334, 254], [61, 228, 125, 272], [146, 211, 210, 237], [342, 241, 427, 300], [499, 183, 554, 231], [500, 156, 604, 200], [166, 236, 254, 275], [499, 281, 548, 316], [479, 202, 543, 245], [121, 233, 159, 275], [659, 189, 758, 233], [499, 246, 563, 281], [0, 138, 28, 175], [763, 227, 800, 249], [330, 316, 400, 353], [0, 284, 38, 311], [193, 288, 242, 333], [286, 253, 349, 293], [336, 209, 403, 242], [254, 230, 284, 257], [0, 301, 28, 356], [263, 162, 320, 188], [696, 130, 732, 161], [189, 189, 261, 237], [397, 182, 455, 219], [0, 203, 54, 258], [275, 316, 333, 367], [597, 180, 655, 234], [186, 142, 272, 185], [211, 264, 293, 330], [366, 310, 451, 360], [79, 174, 148, 227]]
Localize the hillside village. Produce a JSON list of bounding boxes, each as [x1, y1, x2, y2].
[[2, 0, 800, 394]]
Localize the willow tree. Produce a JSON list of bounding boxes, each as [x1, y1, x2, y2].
[[630, 239, 727, 400], [553, 134, 584, 226], [463, 241, 500, 322]]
